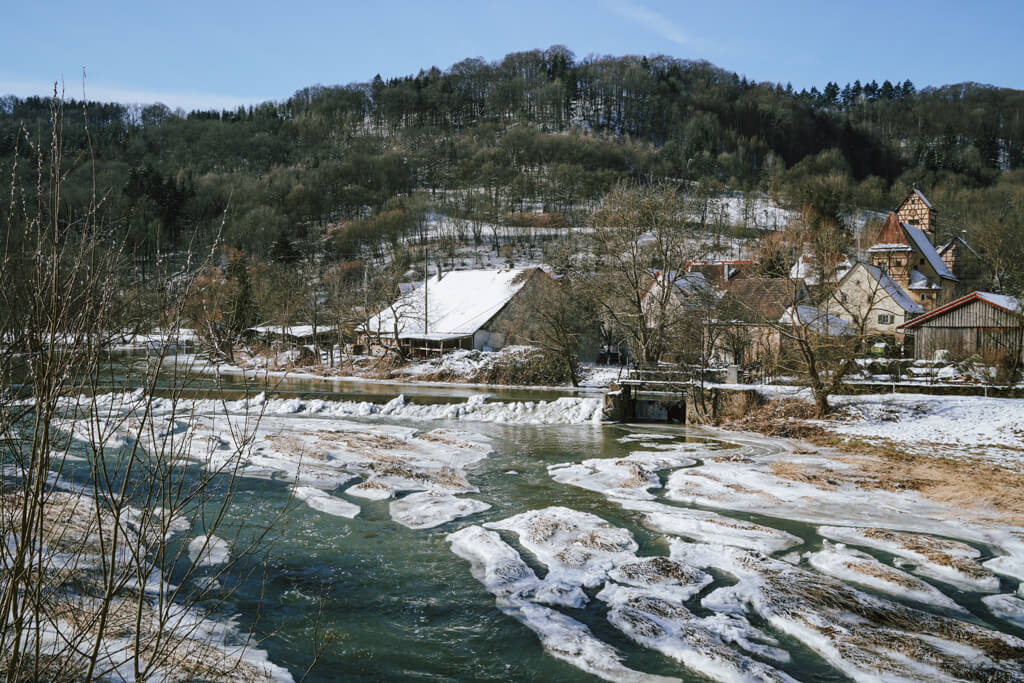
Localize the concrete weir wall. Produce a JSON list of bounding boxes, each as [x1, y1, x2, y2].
[[602, 384, 763, 424]]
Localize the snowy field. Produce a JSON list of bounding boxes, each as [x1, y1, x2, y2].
[[824, 392, 1024, 468]]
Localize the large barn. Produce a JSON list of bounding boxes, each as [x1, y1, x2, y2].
[[898, 291, 1023, 362], [360, 267, 562, 357]]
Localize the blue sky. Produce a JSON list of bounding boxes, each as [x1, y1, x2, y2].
[[2, 0, 1021, 110]]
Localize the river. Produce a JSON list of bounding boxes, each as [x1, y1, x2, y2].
[[47, 353, 1024, 681]]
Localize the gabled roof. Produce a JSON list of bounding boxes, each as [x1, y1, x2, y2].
[[938, 234, 978, 258], [363, 268, 536, 340], [844, 263, 924, 314], [868, 214, 955, 281], [896, 188, 935, 212], [898, 291, 1023, 329], [720, 278, 800, 322], [645, 270, 713, 301]]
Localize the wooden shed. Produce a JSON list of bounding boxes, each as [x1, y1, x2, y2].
[[898, 291, 1023, 362]]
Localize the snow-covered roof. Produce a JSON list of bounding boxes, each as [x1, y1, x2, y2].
[[902, 223, 956, 281], [362, 268, 535, 340], [899, 290, 1023, 329], [907, 268, 940, 291], [976, 291, 1022, 313], [661, 270, 712, 297], [779, 305, 857, 336], [856, 264, 924, 314]]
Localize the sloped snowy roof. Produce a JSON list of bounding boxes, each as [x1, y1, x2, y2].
[[899, 291, 1023, 329], [779, 305, 857, 336], [907, 268, 940, 291], [976, 291, 1022, 313], [857, 264, 924, 313], [662, 270, 712, 297], [902, 223, 956, 281], [363, 268, 535, 340]]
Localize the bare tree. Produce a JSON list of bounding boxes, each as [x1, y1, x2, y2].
[[0, 87, 289, 681], [587, 182, 705, 370]]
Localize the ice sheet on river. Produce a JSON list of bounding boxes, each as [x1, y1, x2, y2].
[[983, 593, 1024, 627], [547, 445, 700, 500], [817, 526, 999, 592], [446, 526, 672, 682], [461, 508, 796, 682], [389, 491, 490, 529], [672, 541, 1024, 681], [806, 542, 967, 614]]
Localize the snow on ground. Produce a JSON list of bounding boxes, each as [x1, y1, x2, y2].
[[823, 393, 1024, 467]]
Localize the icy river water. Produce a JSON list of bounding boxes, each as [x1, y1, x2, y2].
[[54, 355, 1024, 681]]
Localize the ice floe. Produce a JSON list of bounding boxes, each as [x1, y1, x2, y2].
[[806, 542, 967, 613], [983, 593, 1024, 628], [672, 541, 1024, 681], [293, 486, 360, 518], [484, 507, 638, 588], [818, 526, 999, 592], [188, 535, 231, 567], [621, 500, 802, 554], [389, 491, 490, 529], [597, 583, 794, 682], [446, 526, 670, 682]]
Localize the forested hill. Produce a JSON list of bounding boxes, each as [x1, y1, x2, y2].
[[2, 46, 1023, 263]]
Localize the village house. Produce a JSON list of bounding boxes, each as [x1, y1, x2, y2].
[[866, 191, 957, 310], [897, 290, 1023, 364], [712, 278, 804, 368], [829, 262, 924, 341], [939, 234, 987, 296], [360, 267, 576, 358]]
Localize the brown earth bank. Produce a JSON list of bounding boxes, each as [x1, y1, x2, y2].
[[722, 399, 1024, 526]]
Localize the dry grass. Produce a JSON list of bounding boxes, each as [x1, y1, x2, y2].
[[724, 400, 1024, 525]]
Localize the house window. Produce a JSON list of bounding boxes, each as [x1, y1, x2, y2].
[[878, 314, 893, 324]]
